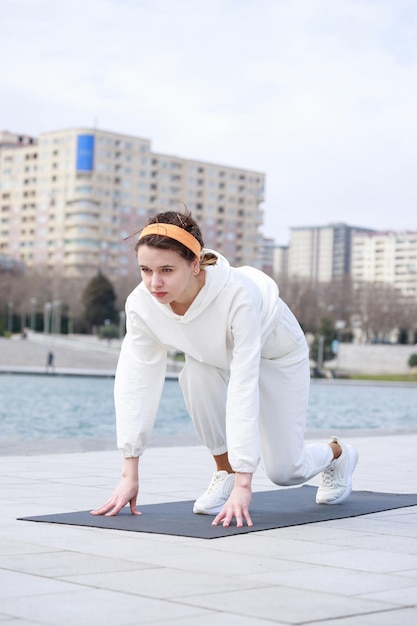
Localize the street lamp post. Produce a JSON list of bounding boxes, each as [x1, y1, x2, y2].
[[7, 301, 13, 334], [44, 302, 52, 336], [51, 300, 61, 335], [30, 298, 37, 331], [334, 320, 346, 372], [119, 310, 126, 340], [317, 335, 324, 374]]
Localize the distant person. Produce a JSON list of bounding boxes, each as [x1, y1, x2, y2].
[[46, 351, 55, 373], [92, 210, 359, 528]]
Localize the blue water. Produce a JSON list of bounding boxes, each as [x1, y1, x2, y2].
[[0, 374, 416, 441]]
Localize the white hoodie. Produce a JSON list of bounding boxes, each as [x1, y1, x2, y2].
[[114, 251, 284, 473]]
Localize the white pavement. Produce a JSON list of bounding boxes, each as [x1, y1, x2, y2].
[[1, 432, 417, 625]]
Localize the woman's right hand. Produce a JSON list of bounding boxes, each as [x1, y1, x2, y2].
[[90, 457, 141, 517]]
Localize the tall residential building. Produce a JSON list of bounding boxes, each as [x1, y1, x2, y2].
[[272, 245, 289, 280], [260, 239, 289, 280], [260, 237, 275, 276], [287, 222, 374, 282], [0, 128, 265, 279], [351, 230, 417, 299]]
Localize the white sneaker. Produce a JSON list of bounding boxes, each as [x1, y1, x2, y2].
[[316, 436, 359, 505], [193, 471, 235, 515]]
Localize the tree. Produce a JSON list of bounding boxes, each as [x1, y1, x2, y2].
[[310, 318, 336, 366], [279, 277, 321, 333], [82, 272, 118, 331], [352, 281, 408, 342]]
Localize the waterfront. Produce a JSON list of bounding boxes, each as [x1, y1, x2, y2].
[[1, 374, 416, 443]]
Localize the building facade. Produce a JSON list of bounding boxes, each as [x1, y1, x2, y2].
[[287, 222, 374, 282], [0, 128, 265, 279], [351, 230, 417, 299]]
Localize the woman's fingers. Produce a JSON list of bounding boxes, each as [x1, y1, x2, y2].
[[90, 496, 141, 517], [212, 505, 253, 528], [129, 500, 142, 515], [90, 476, 140, 517], [243, 509, 253, 527]]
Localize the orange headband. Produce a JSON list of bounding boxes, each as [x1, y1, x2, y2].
[[138, 223, 201, 258]]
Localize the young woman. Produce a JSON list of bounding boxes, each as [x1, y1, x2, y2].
[[92, 210, 358, 528]]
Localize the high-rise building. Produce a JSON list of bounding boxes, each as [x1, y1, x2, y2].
[[272, 245, 289, 280], [0, 128, 265, 279], [351, 230, 417, 299], [287, 222, 374, 282]]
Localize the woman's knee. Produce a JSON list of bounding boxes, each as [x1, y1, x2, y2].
[[265, 463, 303, 487]]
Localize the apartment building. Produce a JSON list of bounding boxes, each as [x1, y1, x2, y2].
[[351, 230, 417, 299], [0, 128, 265, 280], [287, 222, 374, 282], [273, 245, 289, 280]]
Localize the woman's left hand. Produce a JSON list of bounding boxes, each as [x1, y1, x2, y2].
[[212, 473, 253, 528]]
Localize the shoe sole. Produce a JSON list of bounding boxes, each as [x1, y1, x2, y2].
[[317, 445, 359, 505], [193, 505, 222, 516]]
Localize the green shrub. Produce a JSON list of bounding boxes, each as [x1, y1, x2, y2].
[[408, 353, 417, 368], [98, 324, 119, 340]]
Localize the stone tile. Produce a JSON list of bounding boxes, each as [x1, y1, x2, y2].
[[0, 551, 154, 578], [211, 532, 358, 558], [326, 517, 417, 538], [261, 521, 372, 542], [139, 614, 278, 626], [0, 618, 43, 626], [129, 543, 310, 576], [360, 585, 417, 606], [0, 570, 79, 599], [243, 566, 417, 597], [0, 539, 60, 557], [318, 606, 417, 626], [0, 589, 210, 626], [178, 586, 399, 623], [287, 546, 417, 574], [396, 569, 417, 579], [63, 567, 266, 599], [324, 532, 417, 554]]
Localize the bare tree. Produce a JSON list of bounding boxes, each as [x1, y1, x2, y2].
[[113, 273, 141, 312], [352, 282, 410, 342], [277, 276, 321, 333]]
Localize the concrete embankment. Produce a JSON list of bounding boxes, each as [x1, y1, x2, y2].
[[326, 343, 417, 375], [0, 333, 182, 378], [0, 333, 120, 375], [0, 332, 416, 375]]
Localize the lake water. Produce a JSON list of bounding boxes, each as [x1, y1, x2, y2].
[[0, 374, 416, 442]]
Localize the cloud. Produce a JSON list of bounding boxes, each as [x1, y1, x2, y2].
[[1, 0, 417, 242]]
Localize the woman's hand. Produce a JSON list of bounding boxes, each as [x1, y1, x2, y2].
[[212, 472, 253, 528], [90, 457, 140, 517]]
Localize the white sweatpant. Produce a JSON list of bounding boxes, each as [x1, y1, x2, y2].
[[179, 304, 333, 486]]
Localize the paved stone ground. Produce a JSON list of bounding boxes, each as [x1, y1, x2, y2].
[[1, 434, 417, 625]]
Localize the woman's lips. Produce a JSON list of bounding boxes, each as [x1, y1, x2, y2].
[[152, 292, 168, 298]]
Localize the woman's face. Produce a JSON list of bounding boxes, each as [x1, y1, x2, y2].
[[137, 245, 199, 307]]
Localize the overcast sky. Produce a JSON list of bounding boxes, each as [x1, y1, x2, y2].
[[1, 0, 416, 244]]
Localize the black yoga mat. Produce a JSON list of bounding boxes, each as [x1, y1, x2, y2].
[[18, 486, 417, 539]]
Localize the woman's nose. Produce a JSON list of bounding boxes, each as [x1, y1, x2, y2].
[[151, 272, 162, 287]]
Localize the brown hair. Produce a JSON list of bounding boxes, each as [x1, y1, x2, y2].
[[135, 210, 218, 267]]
